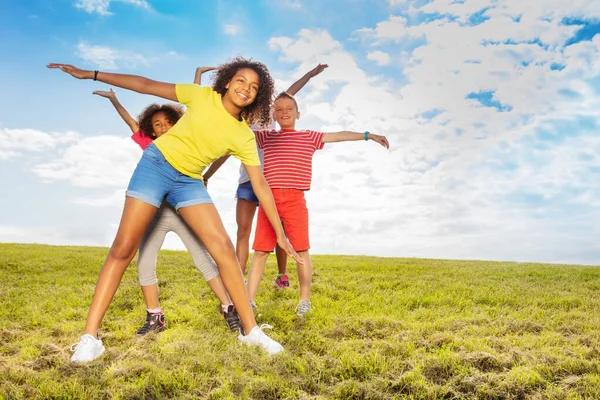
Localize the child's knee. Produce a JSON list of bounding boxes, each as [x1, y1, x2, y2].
[[210, 235, 236, 256], [109, 240, 138, 262], [236, 225, 252, 239], [253, 250, 270, 261]]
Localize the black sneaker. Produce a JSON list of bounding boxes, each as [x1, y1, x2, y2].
[[136, 311, 166, 336], [222, 305, 241, 331]]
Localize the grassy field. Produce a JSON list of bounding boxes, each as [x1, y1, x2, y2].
[[1, 243, 600, 399]]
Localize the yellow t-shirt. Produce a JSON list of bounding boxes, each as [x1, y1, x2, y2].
[[153, 84, 260, 180]]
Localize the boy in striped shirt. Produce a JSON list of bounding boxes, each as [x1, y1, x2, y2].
[[246, 92, 390, 316]]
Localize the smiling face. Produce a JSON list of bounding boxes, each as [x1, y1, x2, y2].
[[224, 68, 260, 111], [273, 96, 300, 129], [150, 111, 173, 137]]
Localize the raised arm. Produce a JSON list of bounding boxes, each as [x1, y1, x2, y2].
[[322, 131, 390, 149], [93, 89, 139, 133], [193, 67, 216, 85], [244, 165, 303, 264], [286, 63, 328, 96], [202, 155, 231, 186], [47, 63, 177, 102]]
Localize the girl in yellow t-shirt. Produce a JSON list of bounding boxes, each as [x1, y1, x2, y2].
[[48, 57, 301, 362], [93, 81, 241, 335]]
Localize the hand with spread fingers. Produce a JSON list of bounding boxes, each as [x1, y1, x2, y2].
[[92, 88, 117, 100]]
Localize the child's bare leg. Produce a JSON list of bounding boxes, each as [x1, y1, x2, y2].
[[235, 199, 257, 274], [179, 204, 257, 334], [206, 277, 231, 305], [297, 250, 312, 301], [140, 284, 160, 309], [247, 251, 270, 302], [275, 244, 287, 275], [84, 197, 158, 336]]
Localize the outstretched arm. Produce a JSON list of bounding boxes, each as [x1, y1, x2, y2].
[[194, 67, 216, 85], [322, 131, 390, 149], [202, 155, 231, 186], [286, 63, 328, 96], [93, 89, 139, 133], [47, 63, 177, 102], [244, 165, 303, 264]]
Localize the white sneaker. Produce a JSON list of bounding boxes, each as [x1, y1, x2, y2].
[[70, 334, 105, 362], [238, 324, 284, 355], [296, 300, 312, 316]]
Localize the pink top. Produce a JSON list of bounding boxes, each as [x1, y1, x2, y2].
[[255, 129, 325, 191], [131, 130, 153, 150]]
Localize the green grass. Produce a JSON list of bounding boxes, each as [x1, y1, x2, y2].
[[1, 243, 600, 399]]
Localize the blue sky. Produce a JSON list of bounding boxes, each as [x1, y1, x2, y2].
[[1, 0, 599, 265]]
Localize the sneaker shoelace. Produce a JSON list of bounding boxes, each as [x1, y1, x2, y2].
[[70, 335, 92, 352], [224, 307, 241, 330], [256, 324, 273, 339], [296, 301, 311, 314], [138, 313, 164, 335]]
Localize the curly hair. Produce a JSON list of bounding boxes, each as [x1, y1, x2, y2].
[[212, 56, 275, 128], [137, 103, 184, 138]]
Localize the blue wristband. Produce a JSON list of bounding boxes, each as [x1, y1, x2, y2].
[[364, 131, 369, 141]]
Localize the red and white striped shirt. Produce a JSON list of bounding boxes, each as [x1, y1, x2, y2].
[[255, 129, 325, 190]]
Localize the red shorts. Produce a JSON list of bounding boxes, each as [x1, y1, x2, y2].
[[253, 188, 309, 252]]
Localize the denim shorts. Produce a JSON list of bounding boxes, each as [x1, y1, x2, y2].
[[126, 144, 213, 210], [235, 181, 259, 206]]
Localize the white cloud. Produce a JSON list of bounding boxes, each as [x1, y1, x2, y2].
[[3, 0, 600, 265], [0, 224, 116, 248], [355, 16, 423, 44], [0, 128, 79, 160], [269, 29, 342, 63], [73, 189, 127, 207], [75, 0, 112, 15], [367, 50, 391, 65], [223, 24, 240, 36], [76, 41, 149, 70], [266, 6, 600, 265], [74, 0, 150, 15], [31, 135, 141, 188]]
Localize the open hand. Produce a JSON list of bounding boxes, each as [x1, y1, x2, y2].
[[369, 133, 390, 149], [92, 88, 116, 100], [47, 63, 91, 79], [277, 236, 303, 265], [308, 63, 328, 77]]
